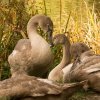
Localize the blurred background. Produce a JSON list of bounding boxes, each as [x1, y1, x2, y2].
[[0, 0, 100, 80]]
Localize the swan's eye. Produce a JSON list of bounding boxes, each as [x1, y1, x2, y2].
[[82, 49, 85, 53], [47, 24, 53, 33]]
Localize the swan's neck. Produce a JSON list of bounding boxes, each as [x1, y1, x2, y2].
[[27, 19, 40, 40], [28, 30, 39, 41], [48, 42, 71, 81], [60, 42, 71, 68], [27, 21, 44, 44]]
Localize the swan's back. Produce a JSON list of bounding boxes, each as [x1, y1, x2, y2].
[[70, 42, 90, 60], [69, 52, 100, 92]]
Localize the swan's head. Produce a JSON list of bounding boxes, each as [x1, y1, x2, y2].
[[27, 14, 54, 47], [53, 34, 69, 45], [39, 15, 54, 47], [70, 43, 90, 60]]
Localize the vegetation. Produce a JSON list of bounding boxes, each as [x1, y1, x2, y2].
[[0, 0, 100, 82]]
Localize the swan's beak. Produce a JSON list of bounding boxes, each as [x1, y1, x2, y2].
[[46, 24, 54, 47], [47, 30, 54, 47]]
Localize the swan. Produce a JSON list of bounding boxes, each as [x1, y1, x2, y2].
[[48, 34, 91, 83], [68, 50, 100, 92], [69, 42, 91, 70], [70, 42, 90, 61], [0, 73, 86, 100], [48, 34, 72, 82], [8, 14, 53, 77], [47, 34, 100, 91]]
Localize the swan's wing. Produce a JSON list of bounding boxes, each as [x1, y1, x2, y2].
[[62, 63, 73, 74], [69, 55, 100, 80], [0, 75, 86, 99], [14, 39, 31, 52], [8, 39, 32, 72], [8, 39, 31, 64], [0, 75, 61, 97], [62, 63, 73, 82], [83, 63, 100, 74]]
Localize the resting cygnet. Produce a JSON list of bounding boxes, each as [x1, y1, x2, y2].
[[8, 14, 54, 77]]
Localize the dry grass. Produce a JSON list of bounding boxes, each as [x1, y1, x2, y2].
[[34, 0, 100, 53]]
